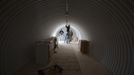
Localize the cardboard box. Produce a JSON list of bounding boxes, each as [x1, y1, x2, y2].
[[80, 40, 89, 54]]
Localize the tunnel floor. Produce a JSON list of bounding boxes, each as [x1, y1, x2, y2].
[[16, 43, 109, 75]]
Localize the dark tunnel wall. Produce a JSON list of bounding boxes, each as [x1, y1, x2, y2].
[[0, 0, 134, 75], [0, 1, 39, 75]]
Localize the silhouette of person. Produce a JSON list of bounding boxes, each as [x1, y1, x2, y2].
[[53, 37, 58, 53], [59, 29, 64, 35], [65, 25, 70, 33], [58, 29, 64, 41], [69, 30, 73, 42], [66, 32, 70, 44]]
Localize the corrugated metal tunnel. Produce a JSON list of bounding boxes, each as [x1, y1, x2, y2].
[[0, 0, 134, 75]]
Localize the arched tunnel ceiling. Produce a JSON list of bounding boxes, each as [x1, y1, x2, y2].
[[0, 0, 134, 75], [0, 0, 134, 39]]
